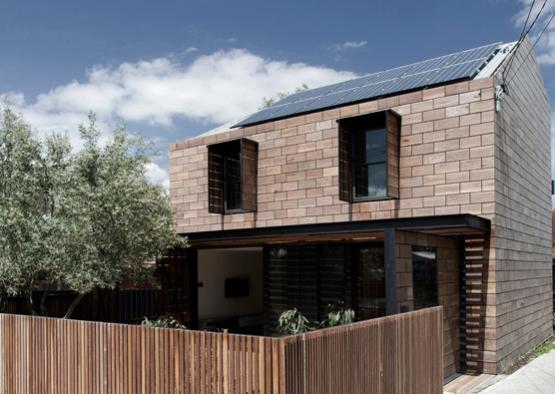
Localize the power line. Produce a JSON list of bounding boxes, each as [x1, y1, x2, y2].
[[503, 0, 548, 82], [504, 0, 537, 78], [523, 0, 549, 38], [520, 0, 537, 39], [504, 0, 536, 78], [506, 11, 555, 86]]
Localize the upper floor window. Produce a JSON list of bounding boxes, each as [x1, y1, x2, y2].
[[352, 125, 387, 199], [338, 110, 400, 202], [207, 138, 258, 214]]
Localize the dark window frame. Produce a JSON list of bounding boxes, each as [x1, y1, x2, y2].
[[350, 125, 388, 202], [338, 110, 400, 203], [207, 138, 258, 214]]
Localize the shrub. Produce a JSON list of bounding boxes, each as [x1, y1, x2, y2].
[[277, 308, 313, 335], [141, 316, 186, 330], [324, 308, 355, 327], [277, 303, 357, 335]]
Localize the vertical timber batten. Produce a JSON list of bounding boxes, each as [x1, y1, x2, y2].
[[385, 228, 397, 315], [0, 307, 444, 393]]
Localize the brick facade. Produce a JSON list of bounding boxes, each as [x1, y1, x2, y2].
[[492, 39, 553, 372], [170, 77, 496, 233], [169, 41, 552, 374]]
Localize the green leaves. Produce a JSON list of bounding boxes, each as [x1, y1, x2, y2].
[[0, 108, 185, 316], [277, 308, 313, 335], [259, 84, 309, 109], [0, 108, 54, 298], [276, 305, 356, 336], [325, 308, 355, 328], [142, 316, 187, 330]]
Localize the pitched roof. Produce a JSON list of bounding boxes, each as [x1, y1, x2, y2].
[[233, 41, 514, 128]]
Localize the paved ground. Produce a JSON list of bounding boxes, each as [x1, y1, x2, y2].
[[479, 347, 555, 393]]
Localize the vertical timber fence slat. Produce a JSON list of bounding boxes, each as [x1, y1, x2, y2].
[[0, 307, 442, 393]]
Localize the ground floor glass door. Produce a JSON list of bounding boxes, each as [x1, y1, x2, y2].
[[263, 242, 385, 335], [356, 245, 386, 319]]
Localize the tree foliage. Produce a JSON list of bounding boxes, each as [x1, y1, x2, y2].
[[142, 315, 186, 330], [260, 84, 308, 109], [0, 108, 185, 317]]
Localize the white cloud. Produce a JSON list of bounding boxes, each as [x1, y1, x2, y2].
[[145, 162, 170, 190], [184, 47, 199, 54], [1, 48, 357, 187], [514, 0, 555, 65], [334, 41, 368, 50], [3, 49, 355, 130]]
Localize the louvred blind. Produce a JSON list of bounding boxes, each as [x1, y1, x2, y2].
[[338, 123, 352, 202], [208, 148, 224, 214], [240, 139, 258, 212], [386, 111, 401, 199]]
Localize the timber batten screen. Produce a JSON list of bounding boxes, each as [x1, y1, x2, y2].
[[208, 138, 258, 214], [0, 307, 444, 393]]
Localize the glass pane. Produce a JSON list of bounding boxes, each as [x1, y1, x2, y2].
[[357, 245, 385, 319], [411, 247, 438, 309], [318, 244, 353, 317], [352, 128, 386, 165], [364, 128, 386, 163], [354, 163, 387, 198]]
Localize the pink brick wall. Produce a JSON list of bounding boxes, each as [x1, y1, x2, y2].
[[170, 77, 496, 234]]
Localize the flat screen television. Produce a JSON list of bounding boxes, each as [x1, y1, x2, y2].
[[225, 277, 249, 298]]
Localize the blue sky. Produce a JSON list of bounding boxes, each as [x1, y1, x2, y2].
[[0, 0, 553, 187]]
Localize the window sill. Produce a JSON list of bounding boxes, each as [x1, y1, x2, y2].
[[222, 209, 256, 215], [351, 196, 397, 203]]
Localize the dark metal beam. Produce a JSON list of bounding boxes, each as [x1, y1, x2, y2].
[[186, 214, 490, 244], [384, 228, 397, 315]]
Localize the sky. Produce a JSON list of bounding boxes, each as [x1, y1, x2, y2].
[[0, 0, 553, 188]]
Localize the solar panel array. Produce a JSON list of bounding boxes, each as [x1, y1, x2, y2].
[[234, 42, 501, 127]]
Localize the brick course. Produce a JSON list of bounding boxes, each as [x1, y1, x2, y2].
[[492, 39, 553, 372], [170, 78, 496, 233]]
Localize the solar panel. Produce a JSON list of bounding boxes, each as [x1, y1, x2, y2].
[[234, 42, 501, 128]]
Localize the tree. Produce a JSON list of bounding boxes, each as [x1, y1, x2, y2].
[[55, 116, 186, 317], [260, 84, 309, 109], [0, 108, 69, 314], [0, 109, 185, 318]]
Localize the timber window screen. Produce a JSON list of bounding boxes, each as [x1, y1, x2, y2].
[[338, 110, 400, 202], [208, 138, 258, 214]]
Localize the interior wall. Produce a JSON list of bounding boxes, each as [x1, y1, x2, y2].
[[197, 248, 263, 320]]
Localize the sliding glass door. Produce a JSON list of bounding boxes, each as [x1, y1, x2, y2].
[[263, 242, 386, 335], [355, 244, 386, 319]]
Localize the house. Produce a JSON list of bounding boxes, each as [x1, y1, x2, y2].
[[169, 38, 552, 377]]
